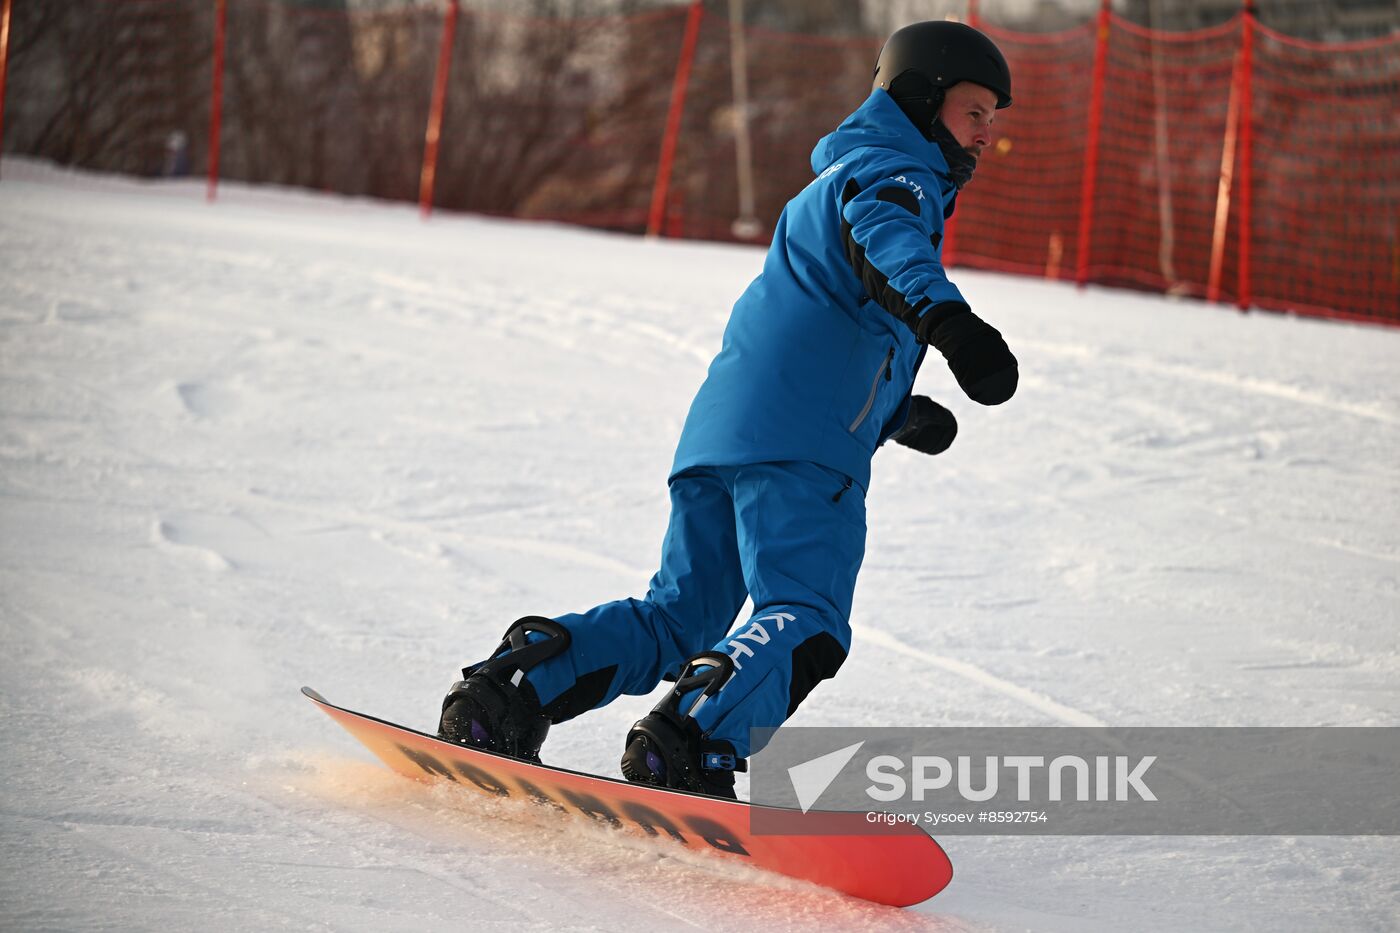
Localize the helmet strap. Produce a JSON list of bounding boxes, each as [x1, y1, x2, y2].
[[887, 72, 944, 142]]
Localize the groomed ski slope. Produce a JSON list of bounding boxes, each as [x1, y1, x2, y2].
[[2, 160, 1397, 932]]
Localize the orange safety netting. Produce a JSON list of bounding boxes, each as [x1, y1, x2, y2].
[[942, 20, 1099, 283], [4, 0, 1397, 324], [1247, 24, 1400, 322]]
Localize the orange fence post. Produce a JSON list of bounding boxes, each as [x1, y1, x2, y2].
[[1075, 0, 1111, 287], [648, 0, 704, 238], [0, 0, 12, 179], [1207, 17, 1245, 304], [1236, 0, 1256, 310], [419, 0, 459, 219], [207, 0, 227, 202]]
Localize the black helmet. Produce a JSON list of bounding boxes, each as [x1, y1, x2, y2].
[[873, 21, 1012, 110]]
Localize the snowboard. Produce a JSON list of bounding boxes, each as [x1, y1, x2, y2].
[[303, 687, 952, 907]]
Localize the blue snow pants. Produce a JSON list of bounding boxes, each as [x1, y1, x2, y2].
[[520, 461, 867, 759]]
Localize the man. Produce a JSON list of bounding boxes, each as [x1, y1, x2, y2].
[[438, 21, 1018, 799]]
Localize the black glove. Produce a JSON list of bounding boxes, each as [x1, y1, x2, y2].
[[891, 395, 958, 456], [916, 301, 1018, 405]]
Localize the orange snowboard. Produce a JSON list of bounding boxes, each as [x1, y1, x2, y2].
[[304, 688, 952, 907]]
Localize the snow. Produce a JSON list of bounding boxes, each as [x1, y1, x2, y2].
[[2, 158, 1397, 931]]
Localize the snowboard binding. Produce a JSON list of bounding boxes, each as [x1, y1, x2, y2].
[[438, 616, 570, 763], [620, 652, 747, 800]]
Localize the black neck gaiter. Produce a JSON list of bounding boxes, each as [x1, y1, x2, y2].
[[930, 119, 977, 190]]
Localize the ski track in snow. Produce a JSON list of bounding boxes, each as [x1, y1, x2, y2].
[[1022, 338, 1400, 427], [2, 160, 1398, 932], [852, 625, 1107, 728]]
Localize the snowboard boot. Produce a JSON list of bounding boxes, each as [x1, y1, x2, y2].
[[620, 652, 747, 800], [438, 616, 570, 763]]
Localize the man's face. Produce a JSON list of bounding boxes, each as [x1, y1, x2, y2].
[[937, 82, 998, 156]]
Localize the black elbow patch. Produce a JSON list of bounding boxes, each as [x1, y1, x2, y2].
[[875, 185, 921, 216]]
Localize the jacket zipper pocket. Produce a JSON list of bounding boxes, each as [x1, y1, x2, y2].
[[848, 347, 895, 433]]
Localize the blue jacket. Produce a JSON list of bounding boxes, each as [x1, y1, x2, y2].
[[671, 89, 967, 491]]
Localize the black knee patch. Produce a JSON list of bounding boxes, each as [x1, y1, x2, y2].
[[787, 632, 847, 717], [542, 664, 617, 723]]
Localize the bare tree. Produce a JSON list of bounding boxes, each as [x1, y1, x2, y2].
[[6, 0, 210, 175], [430, 0, 679, 223], [220, 1, 368, 192]]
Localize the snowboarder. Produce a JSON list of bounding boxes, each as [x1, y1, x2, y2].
[[438, 21, 1019, 799]]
